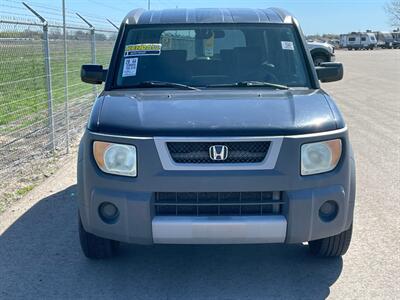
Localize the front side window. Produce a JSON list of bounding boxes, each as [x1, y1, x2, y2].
[[115, 24, 310, 88]]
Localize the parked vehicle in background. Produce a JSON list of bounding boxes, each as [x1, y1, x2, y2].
[[392, 30, 400, 49], [374, 31, 395, 49], [339, 35, 346, 48], [307, 41, 335, 65], [327, 39, 340, 48], [340, 32, 377, 50]]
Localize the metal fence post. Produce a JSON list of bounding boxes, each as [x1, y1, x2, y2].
[[106, 18, 119, 30], [76, 13, 97, 98], [43, 23, 56, 152], [62, 0, 70, 153], [91, 27, 97, 97], [23, 2, 55, 152]]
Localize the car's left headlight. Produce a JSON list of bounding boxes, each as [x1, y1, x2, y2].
[[93, 141, 137, 177], [301, 139, 342, 175]]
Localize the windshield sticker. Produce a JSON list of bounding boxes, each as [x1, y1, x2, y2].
[[204, 33, 215, 57], [281, 41, 294, 50], [124, 43, 162, 57], [122, 57, 138, 77]]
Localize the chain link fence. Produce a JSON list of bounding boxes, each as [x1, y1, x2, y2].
[[0, 2, 118, 210]]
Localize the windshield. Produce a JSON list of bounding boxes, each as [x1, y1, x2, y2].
[[115, 24, 311, 89]]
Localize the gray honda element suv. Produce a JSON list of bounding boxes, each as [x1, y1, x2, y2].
[[79, 7, 355, 259]]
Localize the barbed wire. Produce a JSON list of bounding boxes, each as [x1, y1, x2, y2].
[[0, 0, 120, 30]]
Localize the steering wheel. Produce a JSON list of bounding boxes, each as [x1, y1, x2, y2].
[[243, 61, 279, 83]]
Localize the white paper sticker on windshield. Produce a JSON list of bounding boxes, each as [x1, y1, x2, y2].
[[124, 43, 162, 57], [122, 57, 138, 77], [204, 33, 215, 57], [281, 41, 294, 50]]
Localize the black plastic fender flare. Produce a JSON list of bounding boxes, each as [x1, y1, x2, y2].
[[310, 48, 332, 59]]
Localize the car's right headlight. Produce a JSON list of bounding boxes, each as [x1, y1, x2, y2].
[[93, 141, 137, 177], [301, 139, 342, 176]]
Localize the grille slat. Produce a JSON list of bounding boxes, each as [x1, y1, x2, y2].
[[153, 202, 284, 206], [167, 141, 270, 164], [155, 192, 282, 216]]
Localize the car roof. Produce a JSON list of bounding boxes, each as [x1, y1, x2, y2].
[[123, 8, 294, 25]]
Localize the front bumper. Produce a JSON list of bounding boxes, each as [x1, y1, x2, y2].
[[153, 216, 287, 244], [77, 128, 355, 245]]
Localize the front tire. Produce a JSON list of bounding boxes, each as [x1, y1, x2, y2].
[[308, 224, 353, 257], [312, 55, 328, 66], [79, 215, 119, 259]]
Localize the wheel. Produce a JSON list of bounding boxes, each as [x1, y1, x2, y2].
[[312, 55, 328, 66], [308, 224, 353, 257], [79, 215, 119, 259]]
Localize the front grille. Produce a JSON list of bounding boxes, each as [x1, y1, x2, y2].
[[154, 192, 283, 216], [167, 141, 270, 164]]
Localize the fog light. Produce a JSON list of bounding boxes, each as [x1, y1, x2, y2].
[[99, 202, 119, 223], [319, 200, 338, 222]]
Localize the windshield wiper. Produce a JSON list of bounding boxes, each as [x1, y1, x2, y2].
[[131, 81, 200, 91], [207, 81, 289, 90]]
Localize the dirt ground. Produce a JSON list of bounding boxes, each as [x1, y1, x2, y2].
[[0, 49, 399, 299]]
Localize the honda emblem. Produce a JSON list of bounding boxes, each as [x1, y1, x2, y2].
[[209, 145, 229, 161]]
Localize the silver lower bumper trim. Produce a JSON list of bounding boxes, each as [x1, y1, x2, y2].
[[152, 216, 287, 244]]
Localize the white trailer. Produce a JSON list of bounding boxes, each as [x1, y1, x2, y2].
[[340, 32, 377, 50]]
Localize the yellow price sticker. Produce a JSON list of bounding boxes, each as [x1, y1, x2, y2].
[[124, 43, 162, 56]]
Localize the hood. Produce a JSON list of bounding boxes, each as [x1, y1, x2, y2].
[[90, 89, 340, 137], [307, 41, 334, 52]]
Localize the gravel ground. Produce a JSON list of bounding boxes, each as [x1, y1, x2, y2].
[[0, 49, 399, 299], [0, 95, 92, 214]]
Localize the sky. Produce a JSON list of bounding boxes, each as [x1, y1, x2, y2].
[[3, 0, 394, 34]]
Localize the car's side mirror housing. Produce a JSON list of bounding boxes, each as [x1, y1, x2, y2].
[[316, 62, 343, 83], [81, 64, 107, 84]]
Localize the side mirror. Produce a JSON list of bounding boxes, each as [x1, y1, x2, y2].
[[81, 64, 107, 84], [316, 62, 343, 83]]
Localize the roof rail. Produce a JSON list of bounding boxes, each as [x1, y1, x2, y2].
[[120, 7, 296, 26], [269, 7, 293, 23], [122, 8, 145, 25]]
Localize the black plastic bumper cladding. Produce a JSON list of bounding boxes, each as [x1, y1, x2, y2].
[[154, 191, 282, 216], [77, 128, 355, 245]]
